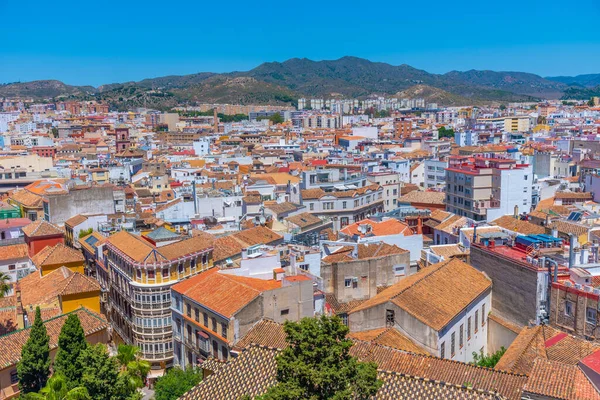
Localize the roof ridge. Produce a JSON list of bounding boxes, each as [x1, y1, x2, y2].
[[357, 340, 529, 377], [388, 258, 454, 301]]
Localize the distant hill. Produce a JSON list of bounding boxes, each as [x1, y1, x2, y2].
[[394, 85, 483, 107], [546, 74, 600, 88], [560, 85, 600, 100], [444, 70, 567, 98], [2, 57, 598, 108], [0, 80, 96, 99]]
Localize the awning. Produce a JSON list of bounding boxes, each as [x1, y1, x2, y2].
[[198, 330, 209, 339]]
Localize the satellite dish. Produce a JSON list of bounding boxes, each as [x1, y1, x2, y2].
[[259, 216, 266, 225]]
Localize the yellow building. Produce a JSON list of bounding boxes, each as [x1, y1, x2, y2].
[[31, 242, 85, 276]]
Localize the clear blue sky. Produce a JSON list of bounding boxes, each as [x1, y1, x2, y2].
[[1, 0, 599, 86]]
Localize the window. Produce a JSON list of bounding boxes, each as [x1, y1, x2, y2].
[[474, 311, 479, 333], [280, 309, 289, 316], [467, 317, 472, 339], [440, 342, 445, 359], [136, 269, 142, 279], [203, 313, 208, 327], [162, 268, 169, 278], [148, 270, 155, 279], [178, 263, 184, 273], [194, 308, 200, 322], [342, 201, 347, 209], [212, 317, 217, 332], [451, 332, 455, 357], [344, 278, 352, 288], [10, 369, 18, 384], [186, 304, 191, 318], [587, 307, 597, 325], [352, 277, 358, 289], [565, 301, 574, 317], [309, 203, 314, 211], [481, 304, 486, 326], [386, 309, 395, 327], [8, 264, 15, 271], [222, 323, 228, 337], [459, 324, 464, 348], [393, 265, 406, 276], [221, 346, 228, 360]]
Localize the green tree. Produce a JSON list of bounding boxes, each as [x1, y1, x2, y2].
[[51, 127, 59, 138], [18, 307, 51, 393], [22, 374, 89, 400], [269, 113, 284, 125], [54, 314, 88, 388], [257, 315, 382, 400], [79, 344, 128, 400], [0, 271, 11, 297], [438, 126, 455, 139], [499, 104, 507, 110], [154, 367, 202, 400], [116, 345, 150, 390], [78, 228, 93, 238], [471, 347, 507, 368], [589, 98, 596, 107]]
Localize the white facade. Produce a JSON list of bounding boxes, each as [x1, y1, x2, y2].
[[424, 159, 448, 189], [488, 164, 533, 220]]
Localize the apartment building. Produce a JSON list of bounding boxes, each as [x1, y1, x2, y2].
[[424, 159, 448, 189], [300, 185, 384, 231], [393, 116, 412, 138], [445, 155, 533, 221], [103, 231, 213, 371], [367, 171, 401, 212], [171, 247, 313, 367]]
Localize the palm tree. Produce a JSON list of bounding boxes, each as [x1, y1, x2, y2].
[[116, 344, 150, 389], [21, 374, 89, 400], [0, 272, 11, 298]]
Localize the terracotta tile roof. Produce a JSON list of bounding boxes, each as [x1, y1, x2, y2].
[[18, 266, 100, 307], [323, 242, 408, 263], [398, 190, 445, 206], [350, 259, 492, 331], [549, 220, 590, 237], [434, 215, 468, 234], [159, 235, 213, 259], [284, 212, 322, 228], [429, 244, 469, 260], [78, 231, 106, 255], [0, 308, 108, 370], [523, 358, 600, 400], [264, 202, 301, 215], [555, 192, 593, 200], [0, 243, 29, 261], [349, 328, 429, 355], [324, 293, 366, 314], [171, 268, 281, 318], [105, 231, 166, 263], [488, 313, 522, 335], [429, 209, 452, 222], [64, 214, 88, 228], [155, 198, 182, 213], [9, 189, 44, 208], [233, 319, 288, 351], [492, 215, 546, 235], [31, 243, 84, 268], [301, 188, 326, 200], [21, 219, 63, 238], [183, 342, 523, 400], [231, 226, 282, 247], [212, 235, 245, 262], [340, 219, 412, 237], [495, 325, 600, 376]]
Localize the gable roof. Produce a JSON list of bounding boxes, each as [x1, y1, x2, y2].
[[350, 259, 492, 331], [284, 212, 322, 228], [340, 218, 413, 237], [31, 243, 84, 268], [18, 266, 100, 306], [348, 327, 429, 355], [21, 219, 63, 238], [0, 308, 108, 370], [322, 242, 408, 263], [171, 268, 281, 318], [523, 358, 600, 400], [398, 190, 445, 205], [0, 243, 29, 261], [492, 215, 545, 235]]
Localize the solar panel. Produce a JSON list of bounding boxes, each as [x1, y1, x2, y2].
[[567, 211, 583, 222]]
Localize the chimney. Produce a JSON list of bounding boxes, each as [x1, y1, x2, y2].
[[241, 247, 248, 259], [213, 108, 219, 133], [514, 205, 519, 218], [15, 284, 25, 329], [472, 225, 478, 244], [569, 234, 576, 269], [416, 216, 423, 235]]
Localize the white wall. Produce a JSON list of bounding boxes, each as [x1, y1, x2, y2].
[[359, 234, 423, 265]]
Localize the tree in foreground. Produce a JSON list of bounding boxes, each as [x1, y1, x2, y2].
[[0, 271, 11, 297], [54, 314, 88, 388], [472, 347, 507, 368], [257, 315, 382, 400], [116, 344, 151, 390], [21, 374, 89, 400], [79, 343, 136, 400], [17, 307, 51, 393], [154, 367, 202, 400]]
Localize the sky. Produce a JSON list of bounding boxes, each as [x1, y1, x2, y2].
[[1, 0, 600, 86]]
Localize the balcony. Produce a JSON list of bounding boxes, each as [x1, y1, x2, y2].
[[131, 300, 172, 312], [472, 199, 500, 213], [142, 350, 174, 361]]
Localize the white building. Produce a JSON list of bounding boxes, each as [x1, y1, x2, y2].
[[0, 243, 34, 284], [348, 259, 491, 363], [424, 159, 448, 189]]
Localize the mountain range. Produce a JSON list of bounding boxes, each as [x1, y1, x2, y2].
[[1, 56, 599, 110]]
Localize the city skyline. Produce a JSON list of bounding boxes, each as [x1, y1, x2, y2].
[[2, 0, 600, 86]]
